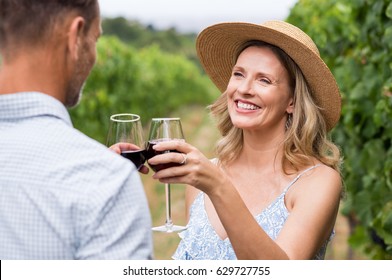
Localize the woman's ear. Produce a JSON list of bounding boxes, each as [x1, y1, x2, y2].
[[67, 16, 85, 60], [286, 97, 294, 114]]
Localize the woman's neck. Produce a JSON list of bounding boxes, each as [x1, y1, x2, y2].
[[222, 129, 285, 176]]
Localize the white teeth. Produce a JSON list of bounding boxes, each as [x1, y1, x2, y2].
[[237, 101, 260, 110]]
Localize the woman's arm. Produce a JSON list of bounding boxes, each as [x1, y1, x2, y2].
[[209, 164, 341, 259], [149, 141, 342, 259], [275, 165, 342, 259]]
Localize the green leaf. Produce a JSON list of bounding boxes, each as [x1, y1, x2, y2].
[[381, 202, 392, 229], [383, 26, 392, 49], [386, 2, 392, 19]]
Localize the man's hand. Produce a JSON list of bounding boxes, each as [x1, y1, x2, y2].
[[109, 142, 149, 174]]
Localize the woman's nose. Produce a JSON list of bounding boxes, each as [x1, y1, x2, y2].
[[237, 78, 254, 95]]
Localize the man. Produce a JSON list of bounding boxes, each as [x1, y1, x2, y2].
[[0, 0, 153, 259]]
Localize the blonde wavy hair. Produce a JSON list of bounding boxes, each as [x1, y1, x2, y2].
[[208, 41, 342, 174]]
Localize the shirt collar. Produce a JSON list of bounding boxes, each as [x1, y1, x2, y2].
[[0, 92, 73, 127]]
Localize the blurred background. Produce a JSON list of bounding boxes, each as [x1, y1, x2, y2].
[[69, 0, 392, 259]]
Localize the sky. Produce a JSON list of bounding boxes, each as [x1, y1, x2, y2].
[[99, 0, 299, 33]]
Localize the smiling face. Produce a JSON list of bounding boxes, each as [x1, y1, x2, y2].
[[226, 45, 294, 134]]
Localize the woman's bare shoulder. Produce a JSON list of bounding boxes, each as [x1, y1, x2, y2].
[[287, 164, 342, 209]]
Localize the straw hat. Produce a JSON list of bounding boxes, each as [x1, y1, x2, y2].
[[196, 20, 341, 131]]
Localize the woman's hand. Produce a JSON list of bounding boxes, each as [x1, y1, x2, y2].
[[147, 140, 226, 195], [109, 142, 149, 174]]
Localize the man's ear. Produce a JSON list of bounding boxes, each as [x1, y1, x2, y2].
[[67, 16, 85, 60]]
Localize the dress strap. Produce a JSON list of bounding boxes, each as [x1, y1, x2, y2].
[[283, 164, 322, 193]]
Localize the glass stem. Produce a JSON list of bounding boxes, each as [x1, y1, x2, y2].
[[165, 183, 173, 227]]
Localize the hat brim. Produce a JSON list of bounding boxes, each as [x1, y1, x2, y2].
[[196, 21, 341, 131]]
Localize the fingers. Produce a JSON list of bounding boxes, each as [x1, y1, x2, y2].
[[179, 153, 187, 165], [147, 140, 192, 169], [109, 144, 122, 154], [151, 166, 187, 181], [118, 142, 143, 151], [109, 142, 142, 154], [138, 165, 150, 174], [108, 143, 149, 174], [147, 150, 189, 168], [152, 139, 190, 153]]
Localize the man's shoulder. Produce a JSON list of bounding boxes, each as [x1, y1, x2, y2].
[[60, 125, 132, 169]]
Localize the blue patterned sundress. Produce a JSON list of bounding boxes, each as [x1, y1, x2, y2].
[[173, 164, 332, 260]]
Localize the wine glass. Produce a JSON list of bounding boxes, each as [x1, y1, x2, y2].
[[106, 113, 146, 170], [145, 117, 187, 233]]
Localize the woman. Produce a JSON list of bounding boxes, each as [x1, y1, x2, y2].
[[148, 20, 343, 260]]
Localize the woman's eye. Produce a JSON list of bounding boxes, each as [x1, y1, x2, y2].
[[260, 78, 271, 84], [233, 71, 243, 77]]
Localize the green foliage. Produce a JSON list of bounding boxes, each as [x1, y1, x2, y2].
[[101, 17, 199, 65], [69, 36, 215, 144], [288, 0, 392, 259]]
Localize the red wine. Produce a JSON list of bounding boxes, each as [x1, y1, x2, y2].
[[121, 149, 146, 170], [145, 139, 182, 172]]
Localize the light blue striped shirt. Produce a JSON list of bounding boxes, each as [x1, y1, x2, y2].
[[0, 92, 153, 259]]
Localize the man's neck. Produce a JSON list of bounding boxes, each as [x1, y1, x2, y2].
[[0, 47, 67, 103]]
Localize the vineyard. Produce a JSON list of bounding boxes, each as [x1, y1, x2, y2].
[[69, 0, 392, 259], [288, 0, 392, 259]]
